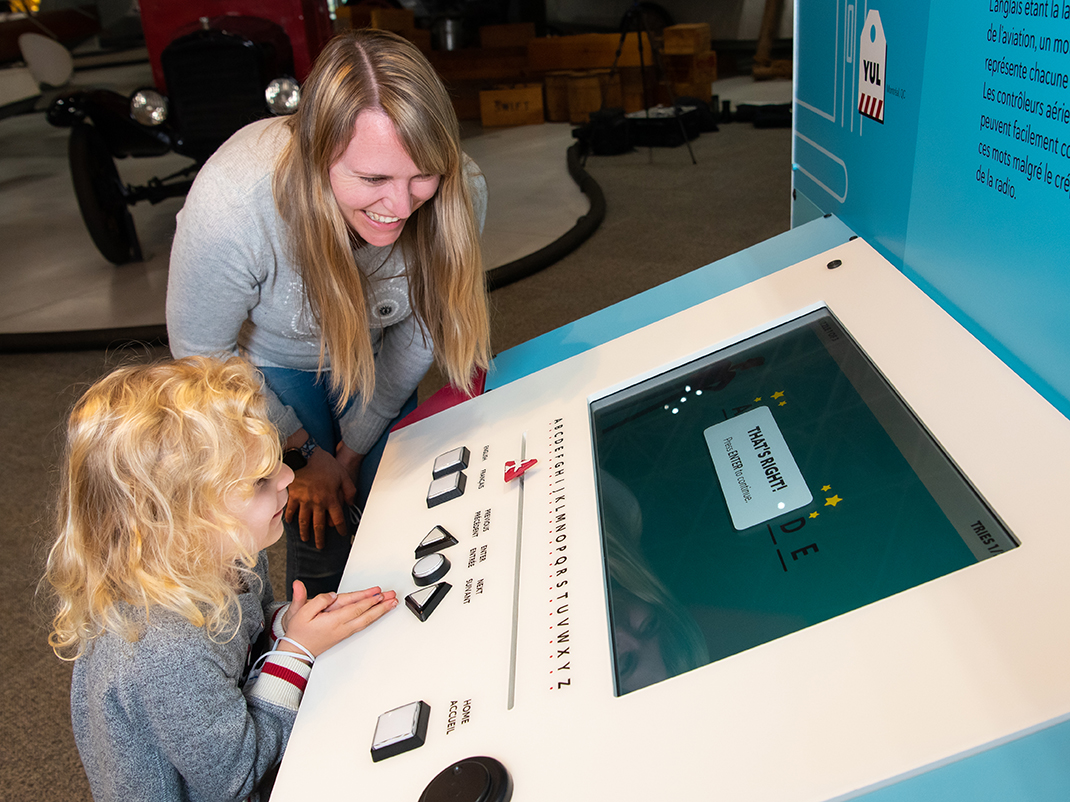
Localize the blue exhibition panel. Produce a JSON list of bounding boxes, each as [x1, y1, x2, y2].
[[792, 0, 1070, 418]]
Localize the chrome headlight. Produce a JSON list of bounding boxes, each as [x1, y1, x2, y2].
[[265, 77, 301, 115], [129, 88, 169, 126]]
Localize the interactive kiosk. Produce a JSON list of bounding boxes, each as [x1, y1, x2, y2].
[[270, 237, 1070, 801]]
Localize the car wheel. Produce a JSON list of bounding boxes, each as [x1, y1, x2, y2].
[[68, 121, 142, 265]]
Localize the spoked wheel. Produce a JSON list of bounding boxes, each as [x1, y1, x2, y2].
[[68, 121, 142, 265]]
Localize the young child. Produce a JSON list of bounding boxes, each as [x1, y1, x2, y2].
[[44, 356, 397, 801]]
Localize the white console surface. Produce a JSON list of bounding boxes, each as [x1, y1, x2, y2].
[[272, 238, 1070, 801]]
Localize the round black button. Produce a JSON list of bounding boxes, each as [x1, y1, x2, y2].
[[419, 756, 512, 802]]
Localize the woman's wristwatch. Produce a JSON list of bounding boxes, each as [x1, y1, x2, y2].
[[282, 436, 318, 470]]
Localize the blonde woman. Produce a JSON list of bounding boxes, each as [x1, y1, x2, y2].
[[44, 357, 397, 801], [167, 30, 491, 596]]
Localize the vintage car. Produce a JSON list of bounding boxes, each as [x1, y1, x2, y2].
[[46, 0, 332, 264]]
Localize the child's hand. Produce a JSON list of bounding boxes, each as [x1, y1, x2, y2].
[[280, 580, 398, 658]]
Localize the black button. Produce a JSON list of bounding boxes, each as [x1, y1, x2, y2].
[[416, 525, 458, 559], [370, 701, 430, 763], [405, 582, 451, 621], [427, 471, 466, 508], [419, 756, 512, 802], [433, 446, 470, 479]]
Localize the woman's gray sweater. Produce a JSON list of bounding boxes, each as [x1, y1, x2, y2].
[[166, 118, 487, 454]]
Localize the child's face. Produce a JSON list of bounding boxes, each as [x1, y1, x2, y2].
[[228, 462, 295, 552]]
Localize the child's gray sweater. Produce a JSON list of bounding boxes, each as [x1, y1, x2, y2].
[[71, 553, 306, 801]]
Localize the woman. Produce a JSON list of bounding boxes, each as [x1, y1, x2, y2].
[[167, 30, 491, 597]]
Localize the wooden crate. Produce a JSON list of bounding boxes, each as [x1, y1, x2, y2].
[[403, 28, 432, 55], [664, 51, 717, 84], [430, 48, 531, 82], [452, 87, 483, 120], [599, 69, 623, 109], [480, 22, 536, 49], [619, 67, 669, 113], [673, 82, 713, 104], [370, 7, 416, 33], [528, 33, 654, 71], [479, 84, 544, 127], [567, 73, 602, 124], [544, 71, 573, 122], [345, 6, 415, 32], [443, 81, 484, 120], [662, 23, 711, 55], [544, 70, 623, 123]]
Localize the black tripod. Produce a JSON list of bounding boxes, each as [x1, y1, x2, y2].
[[608, 2, 697, 165]]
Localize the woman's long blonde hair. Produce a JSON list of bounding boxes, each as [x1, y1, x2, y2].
[[44, 357, 282, 659], [273, 29, 490, 406]]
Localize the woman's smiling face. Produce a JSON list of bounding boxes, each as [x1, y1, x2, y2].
[[328, 109, 441, 247]]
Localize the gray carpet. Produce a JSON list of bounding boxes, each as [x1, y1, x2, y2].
[[0, 121, 791, 799]]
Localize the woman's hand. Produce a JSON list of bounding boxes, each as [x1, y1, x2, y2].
[[335, 441, 365, 486], [280, 580, 397, 658], [284, 445, 357, 548]]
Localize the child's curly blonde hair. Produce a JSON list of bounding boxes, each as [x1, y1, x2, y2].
[[45, 356, 282, 659]]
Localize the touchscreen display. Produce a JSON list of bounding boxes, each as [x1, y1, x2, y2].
[[590, 309, 1017, 695]]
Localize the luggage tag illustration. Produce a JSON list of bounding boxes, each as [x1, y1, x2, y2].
[[858, 10, 886, 124]]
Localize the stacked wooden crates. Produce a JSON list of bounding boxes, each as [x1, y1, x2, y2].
[[531, 32, 652, 121], [475, 30, 655, 126], [661, 24, 717, 104], [475, 23, 543, 127], [346, 21, 716, 127], [544, 69, 623, 124], [424, 22, 542, 125], [537, 27, 715, 117]]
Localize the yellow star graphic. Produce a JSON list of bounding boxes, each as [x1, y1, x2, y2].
[[825, 495, 843, 507], [809, 512, 820, 519], [822, 485, 831, 492], [779, 401, 787, 406], [772, 390, 785, 399], [754, 397, 762, 403]]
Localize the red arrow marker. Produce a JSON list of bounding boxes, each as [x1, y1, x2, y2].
[[504, 459, 538, 482]]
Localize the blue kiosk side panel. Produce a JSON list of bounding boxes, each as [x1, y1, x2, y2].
[[794, 0, 1070, 418]]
